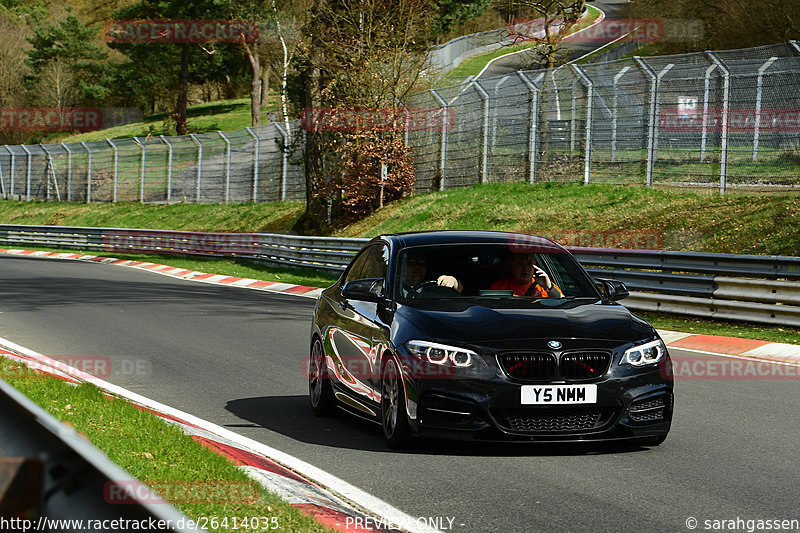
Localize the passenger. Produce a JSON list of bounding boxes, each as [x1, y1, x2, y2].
[[488, 253, 563, 298], [400, 253, 462, 297]]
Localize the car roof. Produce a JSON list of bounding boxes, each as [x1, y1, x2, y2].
[[374, 230, 564, 251]]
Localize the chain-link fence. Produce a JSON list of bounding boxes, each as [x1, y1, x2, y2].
[[408, 41, 800, 193], [0, 122, 305, 203], [2, 42, 799, 204]]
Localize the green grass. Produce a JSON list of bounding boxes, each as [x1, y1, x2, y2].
[[0, 200, 304, 234], [446, 6, 602, 79], [0, 358, 332, 533], [334, 182, 800, 257], [46, 97, 278, 144]]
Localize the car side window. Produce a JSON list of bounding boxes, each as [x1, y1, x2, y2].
[[342, 249, 370, 286], [359, 244, 389, 281]]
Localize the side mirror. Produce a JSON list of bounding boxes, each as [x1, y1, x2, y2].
[[597, 278, 629, 301], [341, 278, 385, 302]]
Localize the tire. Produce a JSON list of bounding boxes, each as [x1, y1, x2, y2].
[[381, 357, 412, 449], [309, 337, 336, 416]]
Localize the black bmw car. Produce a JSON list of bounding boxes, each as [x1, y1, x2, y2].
[[309, 231, 673, 448]]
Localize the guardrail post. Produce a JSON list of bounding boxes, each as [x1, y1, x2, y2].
[[106, 139, 118, 202], [80, 141, 92, 203], [430, 89, 448, 190], [753, 57, 778, 163], [159, 135, 173, 204], [245, 127, 259, 203], [572, 65, 594, 185], [611, 66, 631, 163], [707, 51, 730, 194], [471, 80, 490, 184], [218, 131, 231, 204], [20, 145, 32, 201], [517, 71, 543, 184], [635, 58, 673, 187], [274, 123, 290, 201], [700, 63, 717, 162], [189, 134, 202, 202], [133, 137, 146, 203], [61, 143, 73, 202]]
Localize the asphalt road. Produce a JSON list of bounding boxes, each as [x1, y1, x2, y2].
[[2, 254, 799, 533], [480, 0, 630, 78]]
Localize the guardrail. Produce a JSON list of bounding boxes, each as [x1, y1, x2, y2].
[[0, 376, 200, 532], [1, 225, 799, 327]]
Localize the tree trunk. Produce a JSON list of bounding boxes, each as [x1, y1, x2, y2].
[[243, 42, 262, 128], [176, 44, 189, 136], [261, 64, 271, 108]]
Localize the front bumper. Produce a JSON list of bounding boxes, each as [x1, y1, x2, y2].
[[402, 359, 673, 443]]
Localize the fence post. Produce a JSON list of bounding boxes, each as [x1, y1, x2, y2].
[[700, 63, 717, 162], [707, 51, 730, 194], [0, 146, 6, 198], [218, 131, 232, 204], [106, 139, 119, 202], [430, 89, 448, 191], [245, 127, 259, 203], [790, 40, 800, 54], [471, 80, 490, 184], [80, 141, 92, 203], [8, 146, 15, 199], [133, 137, 146, 203], [491, 76, 510, 150], [274, 123, 290, 201], [40, 144, 61, 201], [61, 143, 73, 202], [753, 57, 778, 163], [635, 58, 673, 187], [20, 145, 32, 201], [159, 136, 173, 204], [569, 79, 578, 154], [572, 65, 594, 185], [611, 66, 631, 163], [189, 134, 202, 202], [517, 71, 543, 184]]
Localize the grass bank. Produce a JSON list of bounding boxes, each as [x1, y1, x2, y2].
[[0, 358, 331, 533]]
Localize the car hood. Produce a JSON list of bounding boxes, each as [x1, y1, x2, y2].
[[394, 300, 654, 349]]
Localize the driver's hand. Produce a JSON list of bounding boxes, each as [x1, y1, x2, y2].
[[533, 266, 552, 290], [437, 275, 463, 293]]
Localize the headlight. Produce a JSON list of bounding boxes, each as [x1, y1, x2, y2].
[[406, 340, 477, 368], [621, 339, 666, 367]]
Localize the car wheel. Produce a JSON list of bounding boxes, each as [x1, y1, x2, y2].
[[381, 357, 411, 448], [309, 337, 336, 416]]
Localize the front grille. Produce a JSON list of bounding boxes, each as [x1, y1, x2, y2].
[[498, 353, 556, 381], [501, 407, 603, 433], [630, 396, 668, 423], [560, 352, 611, 380]]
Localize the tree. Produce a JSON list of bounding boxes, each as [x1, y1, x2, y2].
[[431, 0, 492, 39], [24, 13, 110, 105], [292, 0, 435, 231], [109, 0, 227, 134]]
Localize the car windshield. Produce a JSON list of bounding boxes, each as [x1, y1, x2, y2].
[[394, 243, 600, 307]]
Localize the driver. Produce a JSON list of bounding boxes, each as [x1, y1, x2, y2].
[[401, 253, 462, 297], [488, 252, 563, 298]]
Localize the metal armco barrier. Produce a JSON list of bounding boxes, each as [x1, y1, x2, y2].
[[0, 377, 201, 532], [1, 224, 799, 326]]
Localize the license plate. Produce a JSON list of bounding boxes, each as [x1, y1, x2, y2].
[[521, 384, 597, 405]]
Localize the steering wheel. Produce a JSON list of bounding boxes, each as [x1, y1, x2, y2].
[[408, 280, 439, 297]]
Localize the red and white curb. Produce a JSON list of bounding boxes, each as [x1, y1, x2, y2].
[[0, 338, 439, 533], [0, 248, 325, 299]]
